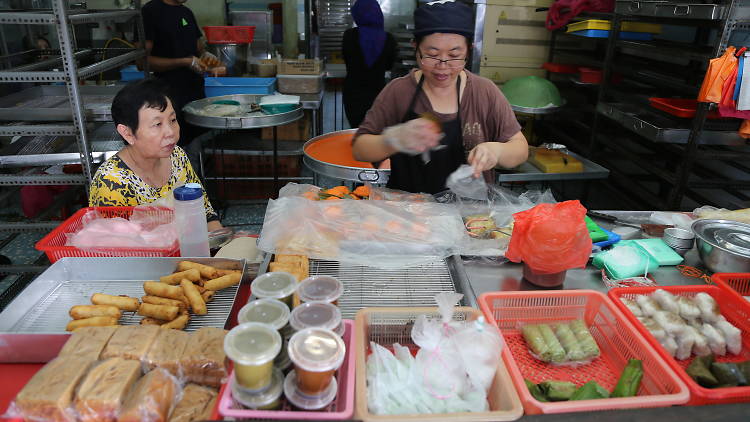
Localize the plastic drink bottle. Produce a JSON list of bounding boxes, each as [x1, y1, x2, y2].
[[173, 183, 210, 257]]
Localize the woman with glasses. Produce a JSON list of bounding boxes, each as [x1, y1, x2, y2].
[[352, 0, 528, 194]]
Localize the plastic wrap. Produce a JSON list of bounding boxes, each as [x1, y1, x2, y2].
[[118, 368, 182, 422], [257, 196, 466, 268], [74, 357, 143, 422], [179, 327, 228, 388], [519, 320, 601, 366], [66, 205, 177, 249], [693, 206, 750, 224]]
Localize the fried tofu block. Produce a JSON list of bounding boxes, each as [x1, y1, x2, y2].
[[143, 328, 190, 375], [74, 357, 142, 422], [100, 325, 160, 361], [58, 326, 117, 361], [167, 384, 217, 422], [15, 356, 93, 422], [118, 368, 180, 422]]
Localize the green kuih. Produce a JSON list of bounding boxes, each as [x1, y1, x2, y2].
[[611, 359, 644, 398], [522, 324, 552, 361], [569, 381, 610, 401], [686, 355, 719, 387], [711, 362, 748, 387], [738, 361, 750, 383], [569, 320, 601, 359], [538, 324, 566, 363], [539, 380, 578, 401], [525, 379, 549, 402], [554, 323, 585, 361]]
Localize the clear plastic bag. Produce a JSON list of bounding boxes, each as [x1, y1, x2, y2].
[[257, 197, 466, 268], [66, 205, 177, 249], [692, 205, 750, 224], [368, 185, 436, 202]]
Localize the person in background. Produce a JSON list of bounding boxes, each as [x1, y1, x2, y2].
[[89, 79, 222, 231], [342, 0, 397, 128], [141, 0, 218, 165], [352, 0, 528, 193]]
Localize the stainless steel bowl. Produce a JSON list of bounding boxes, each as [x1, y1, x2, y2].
[[692, 219, 750, 273]]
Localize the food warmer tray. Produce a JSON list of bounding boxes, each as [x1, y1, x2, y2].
[[183, 94, 304, 129], [496, 150, 610, 182], [0, 85, 121, 122], [615, 1, 727, 19], [258, 254, 475, 319], [0, 257, 254, 363], [303, 129, 390, 184]]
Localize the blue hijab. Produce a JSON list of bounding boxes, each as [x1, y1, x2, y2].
[[351, 0, 386, 68]]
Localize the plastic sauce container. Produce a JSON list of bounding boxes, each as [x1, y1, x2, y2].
[[238, 298, 291, 336], [287, 328, 345, 396], [224, 323, 282, 391], [251, 272, 298, 307], [297, 275, 343, 305], [275, 337, 293, 372], [289, 302, 343, 336], [283, 370, 338, 410], [232, 367, 284, 410]]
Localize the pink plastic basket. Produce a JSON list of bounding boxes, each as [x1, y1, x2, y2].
[[35, 206, 179, 262], [478, 290, 689, 415], [218, 319, 355, 420]]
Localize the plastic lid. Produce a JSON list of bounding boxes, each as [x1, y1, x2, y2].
[[274, 337, 292, 371], [251, 272, 298, 299], [232, 367, 284, 409], [238, 299, 291, 330], [283, 370, 337, 410], [174, 183, 203, 201], [297, 276, 343, 303], [287, 327, 345, 372], [289, 302, 342, 332], [224, 322, 282, 366]]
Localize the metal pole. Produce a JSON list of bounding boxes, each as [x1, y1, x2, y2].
[[273, 125, 279, 196], [471, 0, 486, 74], [134, 0, 149, 74], [52, 0, 94, 187]]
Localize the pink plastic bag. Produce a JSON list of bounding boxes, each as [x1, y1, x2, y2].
[[505, 200, 592, 274]]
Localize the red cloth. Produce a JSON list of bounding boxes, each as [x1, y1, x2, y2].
[[546, 0, 615, 31], [20, 185, 70, 219]]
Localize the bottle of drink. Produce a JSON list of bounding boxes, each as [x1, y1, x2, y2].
[[173, 183, 210, 257]]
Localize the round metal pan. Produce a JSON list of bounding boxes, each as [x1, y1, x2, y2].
[[303, 129, 390, 184], [183, 94, 304, 129]]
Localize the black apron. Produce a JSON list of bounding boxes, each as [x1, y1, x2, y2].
[[386, 74, 465, 194]]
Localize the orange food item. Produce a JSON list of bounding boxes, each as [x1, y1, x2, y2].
[[324, 196, 341, 201], [302, 191, 318, 201], [325, 186, 350, 197], [385, 220, 402, 234], [353, 185, 370, 198], [323, 205, 343, 219]]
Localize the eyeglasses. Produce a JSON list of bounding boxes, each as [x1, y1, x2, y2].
[[418, 51, 466, 69]]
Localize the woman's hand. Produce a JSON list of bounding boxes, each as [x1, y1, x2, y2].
[[468, 142, 501, 178], [382, 118, 442, 155]]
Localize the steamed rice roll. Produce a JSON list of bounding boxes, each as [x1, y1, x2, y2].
[[635, 295, 662, 317], [695, 292, 720, 323], [638, 317, 667, 341], [621, 298, 643, 317], [653, 311, 686, 336], [652, 289, 680, 314], [660, 336, 678, 357], [685, 325, 712, 357], [715, 319, 742, 355], [677, 296, 701, 320], [701, 323, 727, 356]]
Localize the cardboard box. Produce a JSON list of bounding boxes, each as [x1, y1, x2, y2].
[[278, 59, 323, 75], [261, 109, 311, 141]]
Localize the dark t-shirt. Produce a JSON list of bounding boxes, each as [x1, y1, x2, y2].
[[342, 28, 396, 90], [141, 0, 204, 109]]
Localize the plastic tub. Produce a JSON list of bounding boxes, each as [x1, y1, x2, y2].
[[578, 67, 623, 84], [231, 367, 284, 410], [204, 77, 276, 97], [284, 370, 338, 410], [288, 328, 345, 396], [238, 298, 291, 332], [120, 65, 145, 81], [218, 319, 356, 420], [566, 19, 661, 33], [542, 62, 579, 74], [298, 275, 344, 304], [251, 272, 298, 307], [478, 290, 689, 414], [608, 285, 750, 405], [648, 98, 723, 119], [522, 263, 566, 287], [354, 306, 524, 422], [224, 322, 282, 392], [203, 26, 255, 44], [277, 73, 324, 94], [35, 207, 179, 263], [289, 302, 343, 335], [712, 273, 750, 297], [569, 29, 653, 40]]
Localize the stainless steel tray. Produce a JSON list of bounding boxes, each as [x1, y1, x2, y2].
[[259, 254, 474, 319], [183, 94, 304, 129], [615, 1, 725, 19], [0, 85, 121, 122], [302, 129, 391, 184], [496, 150, 610, 182], [0, 257, 254, 363], [598, 102, 744, 146]]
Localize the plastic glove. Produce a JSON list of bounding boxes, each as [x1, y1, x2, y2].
[[382, 118, 442, 155], [200, 51, 221, 68], [467, 142, 500, 178], [189, 56, 206, 73]]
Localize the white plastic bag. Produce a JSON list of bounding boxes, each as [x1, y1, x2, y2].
[[66, 206, 177, 249], [446, 165, 487, 201]]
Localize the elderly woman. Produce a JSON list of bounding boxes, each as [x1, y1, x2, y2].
[[352, 0, 528, 194], [89, 79, 221, 230]]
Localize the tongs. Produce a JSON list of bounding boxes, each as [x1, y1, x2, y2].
[[420, 112, 447, 164]]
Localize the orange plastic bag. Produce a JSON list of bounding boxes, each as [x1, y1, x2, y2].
[[698, 46, 737, 103], [505, 200, 592, 274]]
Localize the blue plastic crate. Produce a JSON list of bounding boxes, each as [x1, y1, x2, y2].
[[120, 65, 145, 81], [204, 77, 276, 97], [570, 29, 653, 41]]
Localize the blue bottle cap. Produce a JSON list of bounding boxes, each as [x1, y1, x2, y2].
[[174, 183, 203, 201]]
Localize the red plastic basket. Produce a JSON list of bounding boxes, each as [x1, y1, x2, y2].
[[648, 98, 722, 119], [608, 285, 750, 405], [478, 290, 689, 415], [35, 206, 179, 263], [542, 62, 579, 74], [218, 320, 355, 420], [712, 273, 750, 297], [204, 26, 255, 44]]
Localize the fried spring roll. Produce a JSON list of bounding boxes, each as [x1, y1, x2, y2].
[[181, 279, 207, 315], [138, 303, 179, 321], [66, 316, 118, 331], [91, 293, 140, 312], [177, 261, 220, 279], [204, 272, 241, 291], [69, 305, 121, 320], [143, 281, 184, 301], [160, 268, 201, 285]]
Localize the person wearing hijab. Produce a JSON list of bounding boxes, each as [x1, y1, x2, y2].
[[342, 0, 397, 128], [352, 0, 528, 194]]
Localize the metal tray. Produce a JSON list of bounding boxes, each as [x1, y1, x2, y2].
[[183, 94, 304, 129], [0, 257, 253, 363], [615, 1, 725, 19], [597, 102, 744, 145], [0, 85, 121, 122], [497, 150, 610, 182], [302, 129, 391, 184], [259, 254, 474, 319]]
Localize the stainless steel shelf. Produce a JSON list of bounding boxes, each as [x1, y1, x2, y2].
[[0, 85, 121, 122], [615, 1, 728, 20], [5, 49, 94, 72], [0, 174, 87, 185], [496, 150, 610, 183], [0, 9, 138, 25], [0, 48, 144, 82], [618, 40, 714, 62], [0, 124, 78, 136], [0, 222, 61, 233], [597, 102, 744, 145], [0, 124, 120, 167]]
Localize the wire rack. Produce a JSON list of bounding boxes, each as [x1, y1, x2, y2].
[[309, 258, 458, 319], [10, 279, 239, 333]]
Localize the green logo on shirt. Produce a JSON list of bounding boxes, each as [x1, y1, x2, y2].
[[181, 18, 188, 26]]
